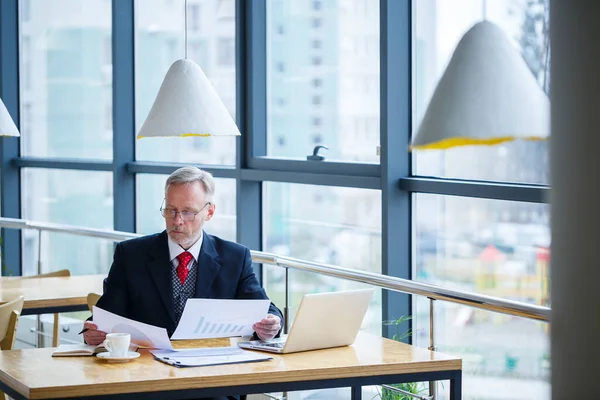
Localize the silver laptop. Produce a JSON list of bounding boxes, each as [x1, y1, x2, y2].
[[238, 288, 374, 354]]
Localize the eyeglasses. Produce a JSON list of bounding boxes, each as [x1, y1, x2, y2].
[[160, 201, 212, 222]]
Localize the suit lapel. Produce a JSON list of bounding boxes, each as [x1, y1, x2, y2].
[[195, 233, 221, 298], [146, 231, 176, 325]]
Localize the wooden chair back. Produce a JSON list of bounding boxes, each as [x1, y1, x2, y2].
[[0, 295, 23, 400], [87, 293, 101, 313], [0, 295, 24, 351]]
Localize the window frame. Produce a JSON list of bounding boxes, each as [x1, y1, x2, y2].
[[0, 0, 549, 342]]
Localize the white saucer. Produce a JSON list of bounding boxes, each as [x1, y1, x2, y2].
[[96, 351, 140, 363]]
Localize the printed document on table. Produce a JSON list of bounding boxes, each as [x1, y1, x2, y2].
[[93, 306, 173, 350], [150, 346, 272, 367], [171, 299, 270, 340]]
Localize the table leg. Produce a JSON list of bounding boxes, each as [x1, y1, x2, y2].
[[450, 370, 462, 399], [351, 385, 362, 400]]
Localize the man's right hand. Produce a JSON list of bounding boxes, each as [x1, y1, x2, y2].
[[82, 321, 106, 346]]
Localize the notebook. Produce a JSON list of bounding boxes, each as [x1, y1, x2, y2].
[[52, 343, 138, 357], [238, 288, 374, 354]]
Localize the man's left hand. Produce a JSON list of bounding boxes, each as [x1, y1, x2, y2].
[[253, 314, 281, 341]]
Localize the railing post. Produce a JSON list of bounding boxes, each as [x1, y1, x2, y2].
[[36, 228, 43, 347], [37, 228, 42, 274], [284, 267, 290, 334], [283, 266, 290, 400], [428, 298, 437, 399]]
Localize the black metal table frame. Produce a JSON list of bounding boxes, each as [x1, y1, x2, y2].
[[0, 369, 462, 400]]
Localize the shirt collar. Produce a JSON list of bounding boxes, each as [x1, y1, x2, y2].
[[167, 232, 203, 265]]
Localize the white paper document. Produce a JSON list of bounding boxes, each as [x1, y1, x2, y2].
[[171, 299, 270, 340], [150, 346, 272, 367], [93, 306, 173, 350]]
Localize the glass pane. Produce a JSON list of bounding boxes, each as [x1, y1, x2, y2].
[[263, 182, 382, 335], [135, 0, 236, 165], [413, 0, 549, 184], [266, 0, 380, 162], [414, 193, 550, 399], [136, 174, 236, 241], [21, 169, 114, 276], [20, 1, 113, 160]]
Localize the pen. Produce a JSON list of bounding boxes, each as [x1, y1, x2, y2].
[[78, 328, 89, 335]]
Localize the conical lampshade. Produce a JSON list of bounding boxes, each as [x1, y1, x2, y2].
[[0, 98, 20, 137], [137, 59, 240, 138], [411, 21, 549, 150]]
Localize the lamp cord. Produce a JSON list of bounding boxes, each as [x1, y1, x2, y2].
[[184, 0, 188, 59]]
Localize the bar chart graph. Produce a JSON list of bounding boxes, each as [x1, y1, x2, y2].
[[193, 317, 246, 335], [171, 298, 271, 340]]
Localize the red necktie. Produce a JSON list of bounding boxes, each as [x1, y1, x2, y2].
[[176, 251, 193, 285]]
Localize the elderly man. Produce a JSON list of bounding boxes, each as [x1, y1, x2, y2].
[[84, 167, 282, 381]]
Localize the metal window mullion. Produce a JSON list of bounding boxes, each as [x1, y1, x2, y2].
[[112, 0, 136, 234], [0, 0, 21, 276], [236, 0, 265, 282], [381, 0, 412, 339]]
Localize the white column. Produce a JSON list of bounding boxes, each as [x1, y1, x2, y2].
[[550, 1, 600, 398]]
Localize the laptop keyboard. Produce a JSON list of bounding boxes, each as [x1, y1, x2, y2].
[[262, 342, 285, 348]]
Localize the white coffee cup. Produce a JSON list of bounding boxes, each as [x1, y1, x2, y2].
[[103, 333, 131, 357]]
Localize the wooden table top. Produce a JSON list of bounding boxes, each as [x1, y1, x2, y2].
[[0, 332, 461, 399], [0, 275, 105, 311]]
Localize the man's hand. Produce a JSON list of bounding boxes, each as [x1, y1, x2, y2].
[[253, 314, 281, 341], [82, 321, 107, 346]]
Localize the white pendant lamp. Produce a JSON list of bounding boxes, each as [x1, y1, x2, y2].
[[137, 0, 240, 139], [136, 58, 240, 138], [0, 98, 20, 137], [411, 21, 549, 150]]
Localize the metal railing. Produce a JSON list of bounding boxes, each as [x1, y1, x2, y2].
[[0, 217, 551, 399]]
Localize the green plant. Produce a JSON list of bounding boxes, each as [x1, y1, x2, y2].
[[381, 382, 426, 400], [383, 315, 414, 343], [378, 316, 427, 400]]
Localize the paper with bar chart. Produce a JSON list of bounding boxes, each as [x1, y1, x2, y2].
[[171, 298, 271, 340]]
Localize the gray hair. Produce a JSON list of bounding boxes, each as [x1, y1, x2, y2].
[[165, 166, 215, 202]]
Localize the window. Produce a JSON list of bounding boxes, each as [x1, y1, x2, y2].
[[188, 4, 201, 32], [412, 2, 551, 397], [137, 174, 236, 242], [21, 0, 30, 22], [266, 0, 380, 162], [414, 193, 550, 399], [413, 0, 549, 184], [263, 182, 382, 333], [21, 169, 114, 276], [19, 0, 113, 160], [189, 40, 208, 63], [21, 36, 31, 92], [217, 37, 235, 66], [135, 0, 236, 165]]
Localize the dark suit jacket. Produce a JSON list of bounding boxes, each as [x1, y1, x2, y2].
[[95, 231, 282, 338]]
